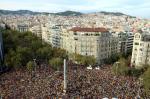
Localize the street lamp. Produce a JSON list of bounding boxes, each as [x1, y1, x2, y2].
[[115, 62, 120, 75], [63, 59, 67, 94], [33, 58, 36, 72]]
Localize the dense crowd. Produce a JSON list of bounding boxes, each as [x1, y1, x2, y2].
[[0, 63, 149, 99]]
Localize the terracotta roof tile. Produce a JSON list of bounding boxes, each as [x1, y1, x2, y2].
[[69, 27, 108, 32]]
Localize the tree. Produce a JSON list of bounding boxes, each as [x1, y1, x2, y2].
[[36, 46, 52, 62], [26, 61, 34, 73], [16, 46, 33, 66], [72, 53, 96, 66], [4, 49, 22, 69], [52, 48, 68, 59], [49, 58, 63, 70], [2, 29, 68, 71], [104, 54, 119, 64], [112, 58, 129, 75], [81, 55, 96, 66]]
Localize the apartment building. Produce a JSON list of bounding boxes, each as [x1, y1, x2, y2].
[[30, 25, 42, 38], [131, 32, 150, 67], [118, 32, 134, 54], [41, 24, 51, 44], [17, 24, 29, 32], [61, 27, 119, 64], [50, 25, 62, 47]]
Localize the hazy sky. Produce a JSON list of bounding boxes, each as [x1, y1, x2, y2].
[[0, 0, 150, 18]]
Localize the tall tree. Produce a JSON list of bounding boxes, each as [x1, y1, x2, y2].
[[49, 58, 63, 70]]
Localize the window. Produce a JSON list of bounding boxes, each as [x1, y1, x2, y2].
[[140, 43, 144, 46], [74, 37, 78, 40], [140, 48, 143, 51], [135, 42, 139, 45], [135, 34, 140, 39], [74, 32, 77, 35]]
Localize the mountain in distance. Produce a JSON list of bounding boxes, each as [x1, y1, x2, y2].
[[54, 11, 83, 16], [0, 9, 41, 15], [0, 9, 83, 16], [0, 9, 135, 17], [100, 11, 125, 16], [99, 11, 136, 18]]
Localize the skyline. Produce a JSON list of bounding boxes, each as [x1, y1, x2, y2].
[[0, 0, 150, 18]]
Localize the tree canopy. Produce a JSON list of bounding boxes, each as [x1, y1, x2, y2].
[[1, 29, 67, 69], [112, 58, 128, 76]]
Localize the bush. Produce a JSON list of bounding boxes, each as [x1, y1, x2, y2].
[[49, 58, 63, 70], [72, 53, 96, 66], [112, 58, 129, 76], [128, 68, 143, 77], [26, 61, 35, 72]]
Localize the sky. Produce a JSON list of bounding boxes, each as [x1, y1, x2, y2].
[[0, 0, 150, 18]]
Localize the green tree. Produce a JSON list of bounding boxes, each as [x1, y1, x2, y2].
[[81, 55, 96, 66], [112, 58, 129, 75], [105, 54, 119, 64], [26, 61, 35, 73], [2, 29, 68, 70], [52, 48, 68, 59], [36, 46, 52, 62], [16, 46, 33, 66], [49, 58, 63, 70], [4, 50, 22, 69], [72, 54, 96, 66]]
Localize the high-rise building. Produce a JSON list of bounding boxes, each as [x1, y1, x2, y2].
[[61, 27, 119, 64], [131, 32, 150, 67]]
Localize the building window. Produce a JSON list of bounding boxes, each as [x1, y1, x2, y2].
[[74, 37, 78, 40], [135, 42, 139, 45], [140, 48, 143, 51], [74, 32, 77, 35], [140, 43, 143, 46]]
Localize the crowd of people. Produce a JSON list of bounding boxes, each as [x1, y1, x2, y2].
[[0, 63, 149, 99]]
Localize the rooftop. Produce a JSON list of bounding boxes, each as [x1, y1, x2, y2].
[[69, 27, 108, 32]]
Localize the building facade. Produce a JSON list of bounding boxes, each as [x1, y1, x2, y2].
[[61, 27, 119, 64], [50, 25, 62, 48], [131, 32, 150, 67], [17, 24, 29, 32], [118, 32, 134, 54]]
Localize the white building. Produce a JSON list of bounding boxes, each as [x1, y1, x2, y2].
[[61, 27, 119, 64], [131, 32, 150, 68], [50, 25, 62, 47], [17, 24, 29, 32]]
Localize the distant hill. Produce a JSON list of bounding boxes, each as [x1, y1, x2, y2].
[[54, 11, 83, 16], [0, 10, 41, 15], [99, 11, 127, 16], [99, 11, 136, 18], [0, 9, 135, 17], [0, 10, 83, 16]]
